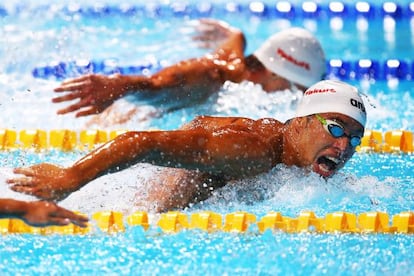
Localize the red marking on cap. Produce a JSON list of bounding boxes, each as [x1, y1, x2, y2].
[[304, 88, 336, 95], [277, 48, 310, 71]]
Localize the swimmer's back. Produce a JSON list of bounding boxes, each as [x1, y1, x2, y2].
[[182, 115, 284, 134]]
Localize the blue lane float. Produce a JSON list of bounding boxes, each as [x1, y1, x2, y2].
[[32, 58, 413, 81], [32, 59, 162, 80], [0, 2, 412, 19]]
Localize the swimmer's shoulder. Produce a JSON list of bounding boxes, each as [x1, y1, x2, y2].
[[253, 118, 285, 134], [182, 115, 283, 131]]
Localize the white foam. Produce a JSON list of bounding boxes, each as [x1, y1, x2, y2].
[[196, 164, 397, 215], [213, 80, 301, 122]]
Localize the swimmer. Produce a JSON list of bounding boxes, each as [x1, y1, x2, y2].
[[8, 80, 366, 212], [52, 19, 326, 126], [0, 198, 88, 227]]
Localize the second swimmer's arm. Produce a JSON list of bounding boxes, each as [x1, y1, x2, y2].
[[52, 21, 247, 116], [112, 54, 245, 109], [113, 26, 247, 106]]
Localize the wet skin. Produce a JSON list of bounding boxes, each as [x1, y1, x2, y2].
[[52, 19, 307, 123], [6, 113, 363, 211], [0, 198, 88, 227]]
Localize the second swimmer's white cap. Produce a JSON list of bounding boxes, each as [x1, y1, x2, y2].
[[254, 27, 326, 88], [296, 80, 367, 126]]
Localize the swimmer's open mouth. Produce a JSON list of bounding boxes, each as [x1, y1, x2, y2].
[[315, 156, 340, 177]]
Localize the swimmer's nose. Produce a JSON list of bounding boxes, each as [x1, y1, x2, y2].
[[333, 136, 350, 152]]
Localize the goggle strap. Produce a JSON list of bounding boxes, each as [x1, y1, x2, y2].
[[315, 114, 327, 125]]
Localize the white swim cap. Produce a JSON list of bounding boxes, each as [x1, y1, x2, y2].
[[295, 80, 367, 126], [254, 27, 326, 88]]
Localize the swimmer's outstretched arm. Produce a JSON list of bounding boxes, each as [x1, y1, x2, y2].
[[53, 19, 246, 117], [8, 120, 276, 201], [0, 198, 88, 227]]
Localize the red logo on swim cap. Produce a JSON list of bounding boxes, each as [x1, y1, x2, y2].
[[277, 48, 310, 71], [304, 88, 336, 95]]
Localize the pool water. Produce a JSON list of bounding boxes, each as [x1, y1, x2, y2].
[[1, 0, 414, 274], [1, 231, 413, 275]]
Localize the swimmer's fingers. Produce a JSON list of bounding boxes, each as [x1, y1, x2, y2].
[[51, 209, 89, 228], [192, 29, 224, 49], [198, 18, 231, 30], [48, 217, 87, 228], [60, 75, 92, 84], [58, 105, 97, 117], [10, 185, 60, 201], [7, 177, 39, 187], [54, 81, 87, 93], [193, 19, 226, 43], [192, 40, 217, 49], [196, 18, 236, 36], [192, 34, 211, 42], [8, 164, 75, 201], [56, 96, 96, 115], [10, 185, 40, 199], [54, 75, 93, 90], [9, 185, 37, 195], [52, 92, 83, 103], [193, 28, 223, 42], [23, 202, 89, 227], [43, 217, 85, 228], [56, 103, 84, 115], [75, 108, 97, 117], [7, 170, 42, 190], [53, 83, 94, 103], [75, 106, 105, 117], [12, 167, 37, 177], [44, 217, 72, 227]]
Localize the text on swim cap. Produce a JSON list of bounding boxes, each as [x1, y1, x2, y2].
[[277, 48, 310, 71], [350, 98, 366, 113], [304, 88, 336, 95]]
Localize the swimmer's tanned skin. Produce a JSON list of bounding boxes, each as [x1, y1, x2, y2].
[[0, 198, 88, 227], [7, 111, 364, 212], [52, 19, 322, 125], [7, 80, 366, 212]]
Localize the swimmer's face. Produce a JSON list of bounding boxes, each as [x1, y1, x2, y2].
[[295, 113, 364, 178]]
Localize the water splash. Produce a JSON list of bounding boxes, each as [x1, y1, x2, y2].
[[0, 161, 397, 218], [196, 164, 399, 217]]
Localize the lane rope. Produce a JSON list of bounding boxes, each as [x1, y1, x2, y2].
[[0, 128, 412, 153], [0, 2, 411, 19], [31, 58, 414, 81], [1, 210, 413, 235]]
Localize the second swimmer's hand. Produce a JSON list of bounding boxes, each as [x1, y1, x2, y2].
[[53, 74, 126, 117], [192, 18, 241, 49], [23, 201, 89, 228], [7, 163, 81, 202]]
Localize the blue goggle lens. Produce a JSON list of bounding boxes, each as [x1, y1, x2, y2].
[[327, 124, 361, 147]]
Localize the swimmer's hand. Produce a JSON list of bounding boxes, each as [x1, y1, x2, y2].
[[21, 200, 89, 228], [7, 163, 81, 202], [193, 18, 242, 49], [53, 74, 126, 117]]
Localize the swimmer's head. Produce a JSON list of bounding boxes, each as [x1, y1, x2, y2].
[[254, 27, 326, 88], [296, 80, 367, 127]]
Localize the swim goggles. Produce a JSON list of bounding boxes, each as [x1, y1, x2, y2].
[[315, 114, 362, 147]]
